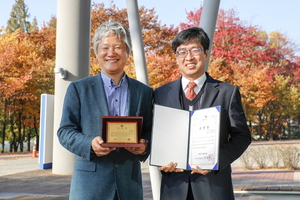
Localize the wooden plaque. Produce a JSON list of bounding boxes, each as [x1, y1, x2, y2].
[[101, 116, 143, 147]]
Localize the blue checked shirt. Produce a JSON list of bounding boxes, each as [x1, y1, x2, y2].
[[101, 72, 129, 116]]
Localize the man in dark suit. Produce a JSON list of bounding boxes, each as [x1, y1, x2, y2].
[[57, 21, 153, 200], [154, 27, 251, 200]]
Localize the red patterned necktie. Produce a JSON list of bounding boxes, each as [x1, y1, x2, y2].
[[186, 82, 197, 101]]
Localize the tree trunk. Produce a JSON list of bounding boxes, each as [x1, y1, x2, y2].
[[27, 129, 31, 152], [33, 115, 39, 151], [10, 116, 16, 152], [1, 123, 6, 153], [1, 101, 8, 153]]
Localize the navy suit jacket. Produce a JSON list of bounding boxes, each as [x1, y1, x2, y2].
[[57, 74, 153, 200], [154, 73, 251, 200]]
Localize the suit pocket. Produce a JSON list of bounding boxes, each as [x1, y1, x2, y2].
[[74, 160, 96, 172]]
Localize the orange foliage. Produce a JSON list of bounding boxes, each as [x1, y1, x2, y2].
[[90, 2, 178, 81], [147, 53, 180, 89], [0, 27, 55, 133], [1, 3, 299, 142]]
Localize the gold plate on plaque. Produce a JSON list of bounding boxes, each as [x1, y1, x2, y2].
[[101, 116, 143, 147]]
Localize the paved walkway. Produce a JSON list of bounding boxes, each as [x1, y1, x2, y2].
[[1, 154, 300, 200]]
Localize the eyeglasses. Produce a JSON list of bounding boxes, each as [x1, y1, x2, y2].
[[176, 47, 204, 58]]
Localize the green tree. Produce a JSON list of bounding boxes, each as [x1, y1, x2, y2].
[[6, 0, 31, 33], [30, 17, 39, 31]]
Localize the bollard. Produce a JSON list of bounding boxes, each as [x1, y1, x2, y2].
[[32, 144, 37, 158]]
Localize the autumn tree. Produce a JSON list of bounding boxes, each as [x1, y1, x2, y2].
[[0, 30, 34, 151], [0, 17, 56, 152], [1, 2, 298, 151], [24, 18, 57, 150], [1, 2, 178, 151], [180, 7, 300, 140], [1, 0, 42, 151], [90, 2, 178, 87], [262, 75, 300, 140]]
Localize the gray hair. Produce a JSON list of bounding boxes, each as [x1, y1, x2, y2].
[[93, 20, 132, 55]]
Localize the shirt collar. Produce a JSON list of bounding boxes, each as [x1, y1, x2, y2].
[[181, 73, 207, 90], [101, 72, 127, 88]]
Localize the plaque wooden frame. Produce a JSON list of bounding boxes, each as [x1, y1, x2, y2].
[[101, 116, 143, 147]]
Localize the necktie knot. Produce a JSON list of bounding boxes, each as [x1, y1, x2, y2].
[[186, 82, 197, 101], [187, 82, 197, 89]]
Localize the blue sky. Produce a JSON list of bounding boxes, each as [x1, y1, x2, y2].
[[1, 0, 299, 54]]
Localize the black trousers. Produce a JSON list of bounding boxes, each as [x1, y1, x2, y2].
[[186, 178, 194, 200], [114, 191, 119, 200]]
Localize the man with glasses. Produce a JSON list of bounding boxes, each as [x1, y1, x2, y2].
[[154, 27, 251, 200]]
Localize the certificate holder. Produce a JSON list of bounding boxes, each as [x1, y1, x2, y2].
[[101, 116, 143, 147], [150, 104, 220, 170]]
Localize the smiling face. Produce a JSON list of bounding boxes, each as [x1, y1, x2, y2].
[[96, 33, 128, 78], [176, 42, 208, 81]]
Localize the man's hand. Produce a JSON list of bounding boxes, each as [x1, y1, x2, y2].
[[191, 166, 211, 175], [125, 139, 148, 155], [158, 162, 184, 173], [91, 136, 116, 157]]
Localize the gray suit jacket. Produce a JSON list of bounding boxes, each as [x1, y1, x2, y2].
[[57, 74, 153, 200], [154, 73, 251, 200]]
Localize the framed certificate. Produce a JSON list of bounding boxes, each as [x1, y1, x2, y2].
[[150, 104, 220, 170], [101, 116, 143, 147]]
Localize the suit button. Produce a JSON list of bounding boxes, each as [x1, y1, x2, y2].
[[115, 164, 119, 168]]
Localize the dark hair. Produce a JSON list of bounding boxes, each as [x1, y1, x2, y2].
[[172, 27, 210, 53]]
